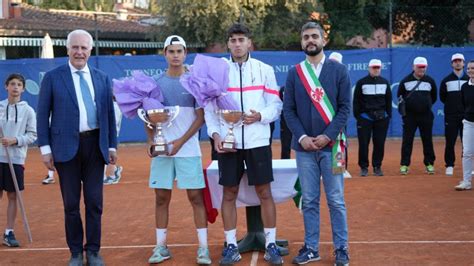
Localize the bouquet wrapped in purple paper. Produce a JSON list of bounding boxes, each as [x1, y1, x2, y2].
[[180, 54, 239, 110], [113, 71, 164, 118]]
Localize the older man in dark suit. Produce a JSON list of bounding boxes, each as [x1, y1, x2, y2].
[[37, 29, 117, 266]]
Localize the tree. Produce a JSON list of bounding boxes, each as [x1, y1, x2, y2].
[[37, 0, 115, 12], [320, 0, 390, 49], [38, 0, 80, 10], [150, 0, 272, 46], [253, 0, 320, 50], [393, 0, 473, 46], [150, 0, 321, 49]]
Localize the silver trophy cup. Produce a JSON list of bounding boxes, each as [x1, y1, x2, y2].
[[218, 110, 243, 152], [138, 107, 179, 157]]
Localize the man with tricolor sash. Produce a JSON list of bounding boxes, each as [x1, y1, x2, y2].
[[283, 22, 351, 266]]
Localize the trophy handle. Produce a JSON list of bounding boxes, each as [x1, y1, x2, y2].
[[166, 105, 180, 128], [137, 108, 153, 129]]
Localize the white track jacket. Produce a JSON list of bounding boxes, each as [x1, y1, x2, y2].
[[205, 55, 282, 149]]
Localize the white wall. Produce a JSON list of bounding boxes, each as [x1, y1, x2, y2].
[[0, 0, 4, 19], [0, 47, 6, 60]]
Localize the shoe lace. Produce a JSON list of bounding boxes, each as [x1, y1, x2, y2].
[[87, 251, 99, 258], [267, 244, 281, 256], [298, 244, 309, 255], [198, 247, 208, 257], [334, 247, 349, 261], [221, 245, 234, 257], [6, 232, 15, 240]]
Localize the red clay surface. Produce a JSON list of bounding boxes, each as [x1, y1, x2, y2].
[[1, 138, 473, 265]]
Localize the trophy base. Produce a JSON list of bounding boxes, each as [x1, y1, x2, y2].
[[222, 141, 237, 152], [149, 144, 168, 157]]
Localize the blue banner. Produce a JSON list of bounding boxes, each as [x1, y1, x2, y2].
[[1, 47, 473, 142]]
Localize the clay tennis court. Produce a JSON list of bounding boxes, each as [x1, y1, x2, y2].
[[1, 138, 473, 265]]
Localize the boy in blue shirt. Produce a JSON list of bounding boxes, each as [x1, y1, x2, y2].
[[145, 35, 210, 265]]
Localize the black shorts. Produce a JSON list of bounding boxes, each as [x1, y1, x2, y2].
[[0, 163, 25, 192], [218, 145, 274, 187]]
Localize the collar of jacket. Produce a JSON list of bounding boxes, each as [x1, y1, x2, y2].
[[229, 53, 251, 68]]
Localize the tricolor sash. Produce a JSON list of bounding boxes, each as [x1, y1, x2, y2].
[[295, 60, 346, 174]]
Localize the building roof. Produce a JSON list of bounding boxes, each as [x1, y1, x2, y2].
[[0, 3, 151, 40]]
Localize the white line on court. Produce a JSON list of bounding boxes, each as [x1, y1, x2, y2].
[[2, 240, 474, 253], [295, 240, 474, 244], [25, 180, 147, 186], [250, 251, 259, 266]]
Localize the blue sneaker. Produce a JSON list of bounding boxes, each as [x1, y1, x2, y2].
[[219, 244, 241, 266], [334, 246, 350, 266], [197, 247, 212, 265], [264, 243, 283, 265], [3, 231, 20, 247], [292, 244, 320, 264], [148, 245, 171, 264]]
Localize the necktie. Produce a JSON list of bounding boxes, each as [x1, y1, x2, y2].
[[77, 71, 98, 129]]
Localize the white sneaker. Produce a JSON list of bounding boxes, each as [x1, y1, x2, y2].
[[113, 165, 123, 184], [103, 176, 115, 185], [445, 167, 454, 176], [343, 170, 352, 179], [455, 181, 472, 191], [42, 175, 55, 185]]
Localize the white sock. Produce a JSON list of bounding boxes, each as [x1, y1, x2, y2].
[[224, 229, 237, 246], [5, 229, 13, 235], [197, 228, 208, 248], [264, 227, 276, 247], [156, 228, 167, 246], [48, 170, 54, 178]]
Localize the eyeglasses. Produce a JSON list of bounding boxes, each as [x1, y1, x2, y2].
[[370, 66, 381, 69], [416, 65, 426, 69]]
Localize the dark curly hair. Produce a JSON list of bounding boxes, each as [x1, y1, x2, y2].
[[227, 23, 252, 39]]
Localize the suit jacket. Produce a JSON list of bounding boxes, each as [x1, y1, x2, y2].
[[283, 59, 351, 152], [37, 64, 117, 163]]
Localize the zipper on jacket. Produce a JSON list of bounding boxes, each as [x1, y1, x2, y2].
[[239, 64, 245, 150]]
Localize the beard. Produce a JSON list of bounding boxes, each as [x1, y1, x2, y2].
[[303, 45, 323, 56]]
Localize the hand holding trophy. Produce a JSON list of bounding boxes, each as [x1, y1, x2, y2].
[[218, 110, 243, 151], [138, 107, 179, 157], [112, 71, 169, 157]]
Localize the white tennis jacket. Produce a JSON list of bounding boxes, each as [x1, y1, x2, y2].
[[205, 55, 282, 149]]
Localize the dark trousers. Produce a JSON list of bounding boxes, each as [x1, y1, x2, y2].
[[401, 112, 436, 166], [280, 118, 292, 159], [210, 122, 278, 160], [55, 134, 105, 254], [444, 115, 463, 167], [209, 137, 218, 161], [357, 117, 390, 169]]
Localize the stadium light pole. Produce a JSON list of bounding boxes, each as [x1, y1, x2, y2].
[[94, 13, 99, 56], [388, 0, 393, 48]]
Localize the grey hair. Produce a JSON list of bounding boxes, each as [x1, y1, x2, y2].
[[301, 22, 325, 38], [66, 29, 94, 50]]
